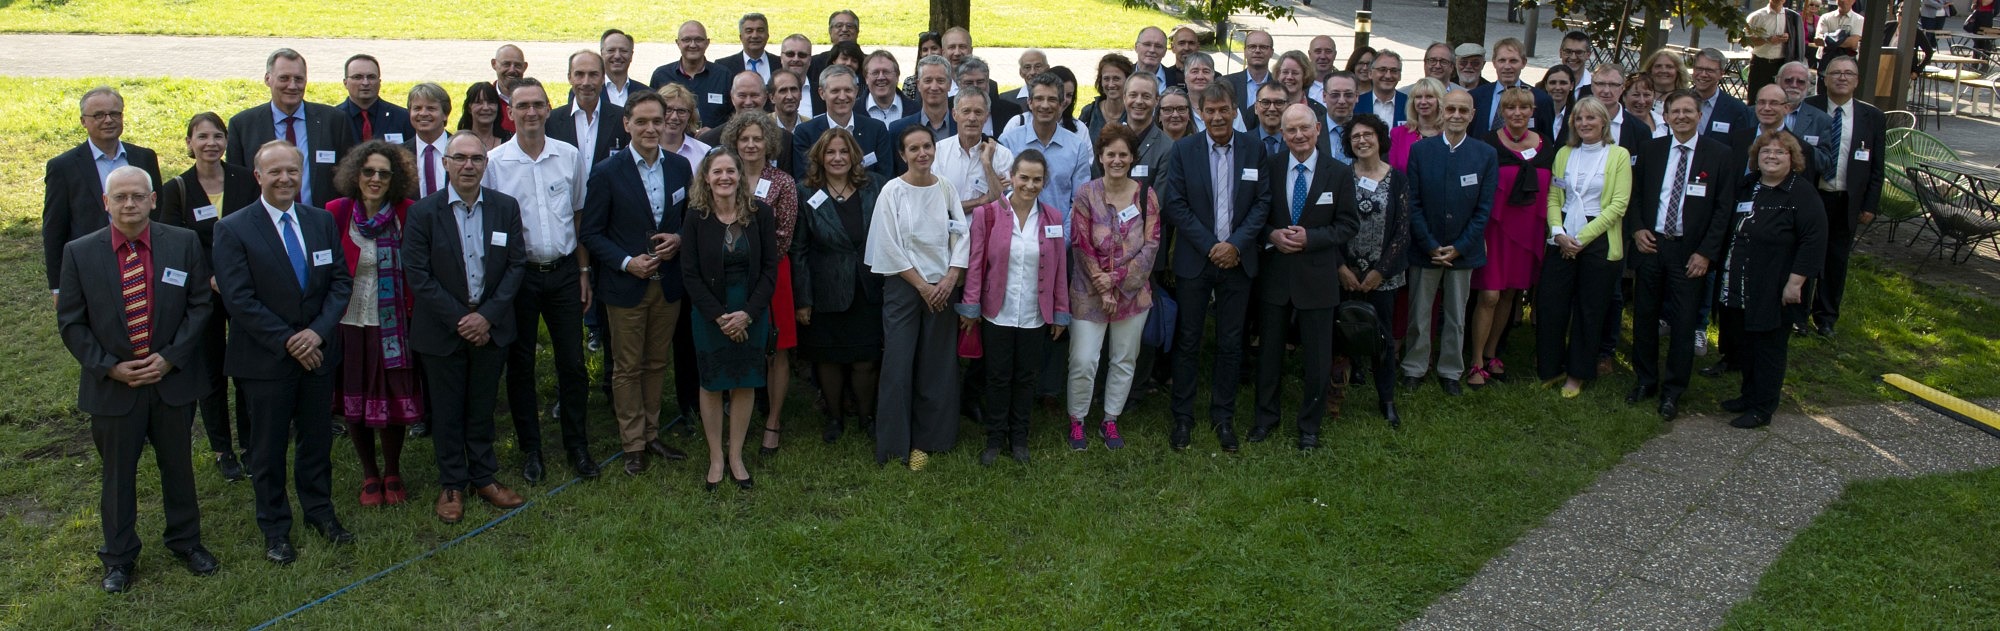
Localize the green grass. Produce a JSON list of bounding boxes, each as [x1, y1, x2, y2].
[[0, 0, 1175, 50], [1722, 467, 2000, 628]]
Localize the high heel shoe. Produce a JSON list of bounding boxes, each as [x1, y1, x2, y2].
[[705, 472, 722, 493], [732, 471, 754, 490], [759, 427, 780, 456]]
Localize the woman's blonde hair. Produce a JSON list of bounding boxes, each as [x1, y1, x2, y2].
[[1565, 98, 1612, 147], [1405, 77, 1448, 126], [690, 148, 758, 225]]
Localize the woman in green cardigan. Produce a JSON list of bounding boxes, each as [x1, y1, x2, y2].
[[1539, 98, 1631, 398]]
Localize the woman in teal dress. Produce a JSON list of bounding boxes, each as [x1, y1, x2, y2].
[[680, 148, 779, 491]]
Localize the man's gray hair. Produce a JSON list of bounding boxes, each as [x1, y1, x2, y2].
[[1696, 47, 1727, 68], [79, 85, 122, 115], [957, 55, 990, 78], [105, 165, 153, 193], [739, 12, 766, 29], [819, 63, 858, 88], [266, 47, 306, 73], [408, 82, 452, 113], [916, 54, 956, 86]]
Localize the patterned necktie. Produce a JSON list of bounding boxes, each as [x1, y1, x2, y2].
[[1665, 145, 1690, 237], [423, 145, 439, 197], [1291, 164, 1309, 224], [280, 212, 308, 290], [282, 115, 302, 203], [120, 241, 151, 358]]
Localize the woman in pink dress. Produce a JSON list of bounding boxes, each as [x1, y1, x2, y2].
[[1386, 77, 1448, 171], [1469, 87, 1552, 388]]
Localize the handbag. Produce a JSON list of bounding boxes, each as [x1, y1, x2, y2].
[[1334, 300, 1386, 360], [1142, 283, 1177, 352]]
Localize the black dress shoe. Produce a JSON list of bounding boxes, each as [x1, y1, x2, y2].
[[1297, 433, 1320, 451], [265, 539, 297, 565], [308, 519, 354, 545], [1721, 397, 1749, 413], [102, 564, 133, 593], [1700, 362, 1734, 378], [1350, 370, 1366, 386], [569, 447, 600, 479], [216, 452, 245, 482], [732, 471, 755, 490], [1400, 376, 1423, 391], [1011, 444, 1031, 463], [645, 439, 688, 461], [1626, 385, 1658, 404], [1216, 424, 1240, 453], [408, 421, 431, 438], [521, 450, 545, 484], [1658, 395, 1682, 422], [1439, 378, 1464, 396], [979, 446, 1001, 466], [1816, 325, 1834, 338], [175, 545, 220, 576], [1381, 400, 1401, 429], [1729, 412, 1771, 429], [1170, 421, 1193, 451], [330, 421, 347, 437], [1246, 424, 1274, 443]]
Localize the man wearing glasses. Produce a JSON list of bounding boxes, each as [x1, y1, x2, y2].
[[43, 86, 162, 299], [336, 55, 412, 144], [1355, 50, 1407, 127], [1776, 61, 1836, 177], [1421, 42, 1457, 89], [810, 10, 862, 86], [1558, 31, 1594, 101], [780, 34, 820, 119], [226, 48, 356, 209], [650, 21, 735, 132], [1689, 48, 1756, 153], [1801, 55, 1883, 340], [1222, 30, 1276, 107]]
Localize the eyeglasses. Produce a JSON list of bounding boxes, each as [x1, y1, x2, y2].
[[1257, 98, 1288, 107], [107, 193, 149, 204], [1825, 70, 1858, 78], [831, 22, 859, 31], [346, 73, 381, 82], [85, 111, 124, 122], [678, 36, 709, 44], [360, 167, 393, 179], [663, 107, 694, 118], [445, 154, 487, 164]]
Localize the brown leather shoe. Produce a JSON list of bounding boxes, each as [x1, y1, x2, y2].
[[623, 450, 648, 476], [435, 489, 464, 524], [473, 483, 525, 509], [644, 439, 687, 461]]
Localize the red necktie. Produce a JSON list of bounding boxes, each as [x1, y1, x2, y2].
[[361, 109, 374, 141], [423, 145, 439, 197], [120, 242, 151, 358], [282, 115, 302, 203]]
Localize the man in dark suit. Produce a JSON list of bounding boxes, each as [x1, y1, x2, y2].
[[1222, 30, 1277, 109], [403, 131, 530, 524], [549, 50, 630, 168], [43, 86, 162, 297], [1468, 39, 1556, 139], [1578, 66, 1652, 155], [1250, 104, 1360, 450], [808, 10, 862, 86], [211, 140, 355, 564], [957, 57, 1023, 136], [226, 48, 357, 209], [715, 13, 777, 83], [1355, 51, 1408, 127], [336, 54, 413, 144], [1803, 55, 1885, 338], [1628, 90, 1736, 421], [1158, 83, 1271, 453], [58, 166, 217, 593], [650, 21, 736, 132], [1400, 89, 1497, 395], [600, 29, 647, 108], [863, 50, 918, 125], [1165, 26, 1199, 89], [580, 91, 698, 476], [1690, 48, 1756, 155], [792, 65, 894, 182], [1778, 62, 1838, 178], [1133, 27, 1184, 95]]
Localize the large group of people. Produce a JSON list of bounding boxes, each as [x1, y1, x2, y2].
[[50, 9, 1882, 593]]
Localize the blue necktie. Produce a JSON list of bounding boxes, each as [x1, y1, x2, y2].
[[1291, 164, 1309, 224], [1265, 135, 1281, 155], [749, 58, 761, 73], [1829, 105, 1844, 182], [280, 212, 308, 289]]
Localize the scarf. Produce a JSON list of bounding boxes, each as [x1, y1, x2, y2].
[[1492, 130, 1550, 206], [352, 201, 408, 370]]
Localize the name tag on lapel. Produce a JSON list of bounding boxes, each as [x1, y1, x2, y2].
[[755, 178, 772, 198], [1736, 201, 1754, 214], [315, 150, 336, 164], [161, 268, 187, 287], [1710, 121, 1731, 134], [1520, 148, 1537, 160], [1316, 192, 1334, 205], [862, 152, 879, 167], [707, 93, 724, 105], [312, 249, 333, 266], [808, 190, 830, 208], [1240, 168, 1259, 182], [1460, 173, 1479, 187], [193, 205, 218, 222], [490, 232, 508, 247], [385, 133, 405, 144], [947, 219, 968, 235], [1687, 183, 1709, 197], [1132, 165, 1150, 178], [1358, 177, 1379, 192], [1117, 205, 1139, 223], [1044, 225, 1064, 239], [1854, 149, 1870, 161], [1804, 135, 1820, 145], [673, 187, 687, 205]]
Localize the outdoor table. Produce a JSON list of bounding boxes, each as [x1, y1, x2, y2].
[[1919, 159, 2000, 199]]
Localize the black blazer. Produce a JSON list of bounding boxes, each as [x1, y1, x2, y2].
[[793, 181, 883, 312], [41, 141, 162, 290], [679, 202, 780, 320], [792, 114, 895, 182], [580, 149, 693, 308], [336, 98, 415, 144], [402, 187, 528, 356], [988, 97, 1026, 137], [1630, 135, 1738, 264], [210, 199, 352, 379], [547, 100, 631, 167], [57, 224, 211, 416], [1468, 81, 1557, 139], [156, 163, 260, 252], [1728, 174, 1829, 332], [1159, 132, 1272, 278], [1801, 95, 1888, 230], [1257, 151, 1361, 310], [716, 52, 779, 78], [1699, 91, 1757, 159], [224, 101, 357, 208]]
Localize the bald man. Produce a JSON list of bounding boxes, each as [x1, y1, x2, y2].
[[492, 44, 527, 133], [1400, 90, 1496, 396], [649, 21, 735, 130]]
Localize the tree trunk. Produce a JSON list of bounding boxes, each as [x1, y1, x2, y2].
[[1642, 0, 1672, 57], [930, 0, 971, 34], [1446, 0, 1487, 48]]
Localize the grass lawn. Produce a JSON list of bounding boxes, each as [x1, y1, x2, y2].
[[1721, 467, 2000, 628], [0, 0, 1176, 50], [3, 76, 1998, 627]]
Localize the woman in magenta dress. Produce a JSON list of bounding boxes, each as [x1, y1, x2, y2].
[[329, 141, 423, 506], [1386, 77, 1448, 171], [1470, 87, 1552, 388]]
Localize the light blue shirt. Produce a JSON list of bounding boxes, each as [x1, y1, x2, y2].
[[89, 141, 128, 191], [271, 103, 314, 205], [1325, 118, 1352, 164], [998, 122, 1093, 225], [448, 186, 486, 304], [619, 146, 669, 272]]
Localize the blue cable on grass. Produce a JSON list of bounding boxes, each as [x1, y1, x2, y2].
[[246, 452, 623, 631]]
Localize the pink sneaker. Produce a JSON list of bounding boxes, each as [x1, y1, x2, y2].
[[1068, 418, 1087, 451], [1101, 420, 1125, 450]]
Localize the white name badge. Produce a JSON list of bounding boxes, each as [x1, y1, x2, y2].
[[1710, 121, 1731, 134], [1736, 201, 1754, 214], [808, 190, 829, 208], [490, 231, 508, 247], [1358, 177, 1379, 192], [192, 204, 219, 222], [1520, 148, 1537, 160], [1687, 183, 1709, 197], [1316, 192, 1334, 205], [161, 268, 187, 287], [1460, 173, 1479, 187], [947, 219, 968, 235], [862, 152, 879, 167], [1241, 168, 1259, 182], [1117, 205, 1139, 223], [1132, 164, 1150, 178], [385, 133, 406, 144], [315, 150, 336, 164], [673, 187, 687, 205], [1551, 177, 1568, 192], [1044, 225, 1064, 239], [707, 93, 724, 104], [1631, 156, 1639, 167], [312, 249, 333, 266], [1804, 135, 1820, 146], [1854, 149, 1870, 161], [755, 178, 772, 198]]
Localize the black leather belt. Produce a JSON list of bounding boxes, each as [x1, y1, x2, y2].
[[526, 258, 569, 273]]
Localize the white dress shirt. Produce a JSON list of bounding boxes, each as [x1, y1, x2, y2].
[[1284, 151, 1318, 225], [413, 132, 450, 197], [1822, 98, 1855, 192], [482, 136, 588, 263], [933, 135, 1015, 203], [990, 205, 1046, 329], [570, 100, 602, 166], [1556, 142, 1610, 238], [1654, 135, 1699, 235]]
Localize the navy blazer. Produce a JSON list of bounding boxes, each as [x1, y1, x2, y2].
[[1356, 91, 1408, 127], [1468, 81, 1556, 139], [211, 199, 352, 379], [336, 98, 415, 144], [1257, 151, 1361, 310], [1405, 134, 1499, 269], [1630, 134, 1738, 264], [402, 187, 529, 356], [1158, 131, 1272, 278], [547, 100, 631, 167], [224, 101, 357, 208], [580, 148, 694, 308], [41, 141, 162, 290], [792, 113, 895, 182], [57, 224, 212, 416], [1698, 91, 1757, 159], [1802, 95, 1888, 230]]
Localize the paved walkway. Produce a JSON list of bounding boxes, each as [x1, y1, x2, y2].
[[1405, 398, 2000, 630]]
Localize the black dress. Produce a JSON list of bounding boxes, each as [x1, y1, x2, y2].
[[799, 192, 885, 363], [690, 220, 774, 390]]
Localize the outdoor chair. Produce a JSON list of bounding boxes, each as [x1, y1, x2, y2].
[[1906, 166, 2000, 267], [1876, 128, 1960, 242]]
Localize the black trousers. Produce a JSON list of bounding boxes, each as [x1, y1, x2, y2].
[[875, 279, 961, 462], [1718, 306, 1792, 419], [241, 373, 336, 541], [196, 311, 249, 455], [424, 343, 507, 491], [1536, 241, 1622, 382], [1253, 299, 1334, 437], [1344, 287, 1400, 402], [981, 321, 1049, 447], [1747, 56, 1785, 96], [1811, 190, 1855, 331], [505, 258, 589, 454], [673, 297, 700, 421], [92, 387, 201, 567], [1171, 264, 1252, 427], [1631, 238, 1710, 396]]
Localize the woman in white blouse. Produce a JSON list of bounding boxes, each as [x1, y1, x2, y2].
[[864, 125, 969, 470], [1538, 98, 1631, 399]]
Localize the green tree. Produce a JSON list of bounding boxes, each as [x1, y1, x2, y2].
[[1533, 0, 1748, 68]]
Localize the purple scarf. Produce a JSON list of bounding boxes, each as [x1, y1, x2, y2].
[[352, 202, 408, 370]]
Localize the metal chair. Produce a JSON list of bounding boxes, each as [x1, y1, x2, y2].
[[1906, 166, 2000, 266], [1884, 109, 1917, 130], [1876, 128, 1961, 242]]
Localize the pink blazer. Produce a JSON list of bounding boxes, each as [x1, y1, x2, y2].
[[956, 198, 1071, 327]]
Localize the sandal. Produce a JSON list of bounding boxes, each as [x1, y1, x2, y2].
[[1466, 367, 1490, 389], [1485, 358, 1508, 382], [759, 427, 780, 456]]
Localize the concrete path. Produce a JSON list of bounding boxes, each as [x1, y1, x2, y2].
[[1404, 398, 2000, 630]]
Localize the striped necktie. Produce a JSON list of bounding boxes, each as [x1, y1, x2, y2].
[[120, 241, 151, 358]]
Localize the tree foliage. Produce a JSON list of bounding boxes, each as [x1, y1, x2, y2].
[[1532, 0, 1749, 64]]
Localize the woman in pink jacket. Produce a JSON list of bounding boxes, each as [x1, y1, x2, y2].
[[957, 151, 1070, 466]]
